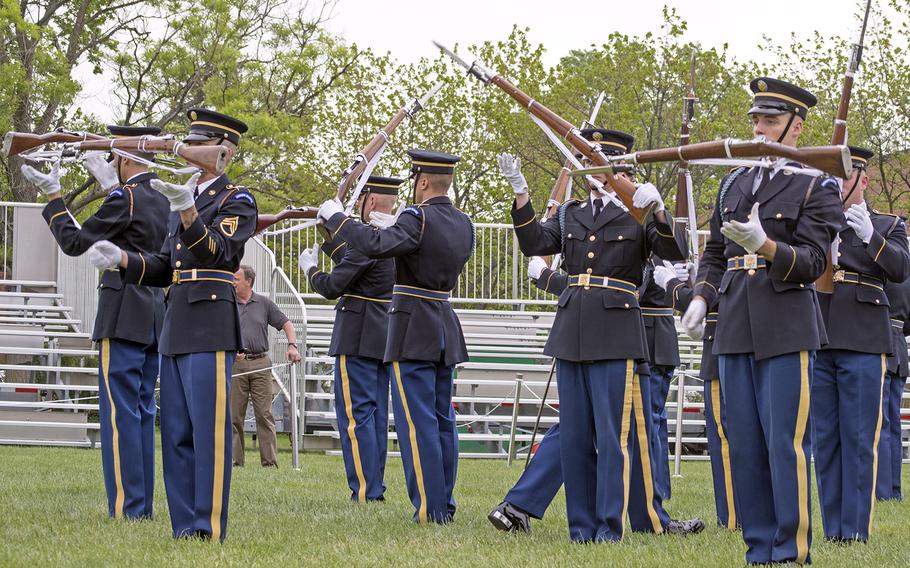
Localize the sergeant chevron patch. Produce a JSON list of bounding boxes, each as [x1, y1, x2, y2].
[[219, 216, 239, 236]]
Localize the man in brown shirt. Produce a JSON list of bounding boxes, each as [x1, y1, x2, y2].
[[231, 265, 301, 467]]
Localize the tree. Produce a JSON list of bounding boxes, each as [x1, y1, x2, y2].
[[0, 0, 163, 202]]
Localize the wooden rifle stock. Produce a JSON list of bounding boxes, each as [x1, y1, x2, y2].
[[487, 74, 648, 223], [75, 138, 228, 174], [632, 138, 851, 179], [3, 130, 105, 157], [334, 108, 409, 203], [256, 207, 319, 234], [818, 0, 872, 294]]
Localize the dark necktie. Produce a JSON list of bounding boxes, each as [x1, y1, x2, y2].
[[593, 198, 604, 220]]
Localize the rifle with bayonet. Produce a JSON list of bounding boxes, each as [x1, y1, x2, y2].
[[3, 128, 106, 156], [676, 51, 699, 269], [570, 137, 852, 179], [542, 91, 605, 221], [4, 129, 229, 173], [817, 0, 873, 294], [433, 41, 651, 223], [255, 81, 444, 234]]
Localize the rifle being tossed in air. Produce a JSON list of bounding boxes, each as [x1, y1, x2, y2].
[[255, 81, 444, 234]]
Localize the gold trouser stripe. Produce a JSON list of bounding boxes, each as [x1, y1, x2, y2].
[[632, 371, 664, 534], [868, 354, 886, 536], [211, 351, 227, 541], [340, 355, 368, 503], [793, 351, 811, 564], [392, 362, 427, 524], [619, 359, 634, 540], [711, 380, 736, 529], [101, 339, 125, 519]]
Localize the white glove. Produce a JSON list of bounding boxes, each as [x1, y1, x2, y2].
[[150, 172, 199, 212], [87, 240, 122, 270], [497, 153, 528, 195], [528, 257, 547, 280], [681, 296, 707, 336], [84, 154, 120, 191], [317, 198, 344, 223], [845, 203, 874, 244], [21, 162, 61, 196], [686, 321, 705, 341], [298, 245, 319, 273], [368, 210, 400, 228], [652, 263, 676, 291], [632, 182, 665, 212], [721, 202, 768, 254], [674, 262, 695, 282]]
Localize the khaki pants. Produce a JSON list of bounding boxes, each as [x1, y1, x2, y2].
[[231, 355, 278, 466]]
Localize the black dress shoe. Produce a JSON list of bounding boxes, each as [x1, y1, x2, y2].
[[488, 501, 531, 533], [665, 518, 705, 535]]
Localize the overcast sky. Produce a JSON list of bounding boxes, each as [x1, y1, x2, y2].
[[76, 0, 892, 121]]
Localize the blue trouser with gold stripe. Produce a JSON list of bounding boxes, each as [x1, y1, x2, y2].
[[877, 373, 906, 500], [159, 351, 233, 540], [628, 364, 672, 534], [556, 359, 637, 542], [98, 337, 159, 520], [811, 349, 886, 541], [721, 352, 814, 565], [504, 423, 562, 519], [390, 360, 458, 524], [334, 355, 389, 502], [648, 365, 674, 501], [704, 377, 738, 529]]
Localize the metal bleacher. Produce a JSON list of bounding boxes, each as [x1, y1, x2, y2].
[[297, 298, 717, 460], [0, 279, 100, 447]]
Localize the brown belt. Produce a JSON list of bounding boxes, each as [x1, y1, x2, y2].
[[244, 352, 267, 360]]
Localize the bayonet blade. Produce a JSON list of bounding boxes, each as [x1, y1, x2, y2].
[[588, 91, 605, 126], [432, 41, 472, 72], [417, 80, 445, 110]]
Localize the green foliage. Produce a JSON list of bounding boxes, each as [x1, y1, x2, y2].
[[2, 1, 909, 219]]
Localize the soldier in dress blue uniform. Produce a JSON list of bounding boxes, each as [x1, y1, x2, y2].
[[88, 109, 257, 541], [656, 265, 740, 530], [810, 146, 910, 541], [502, 126, 701, 543], [299, 176, 401, 503], [878, 273, 910, 501], [317, 150, 473, 524], [681, 78, 844, 564], [23, 125, 170, 520], [489, 131, 702, 538]]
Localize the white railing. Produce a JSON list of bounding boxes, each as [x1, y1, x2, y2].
[[261, 222, 712, 305]]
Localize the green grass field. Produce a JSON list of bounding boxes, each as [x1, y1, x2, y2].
[[1, 437, 908, 567]]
